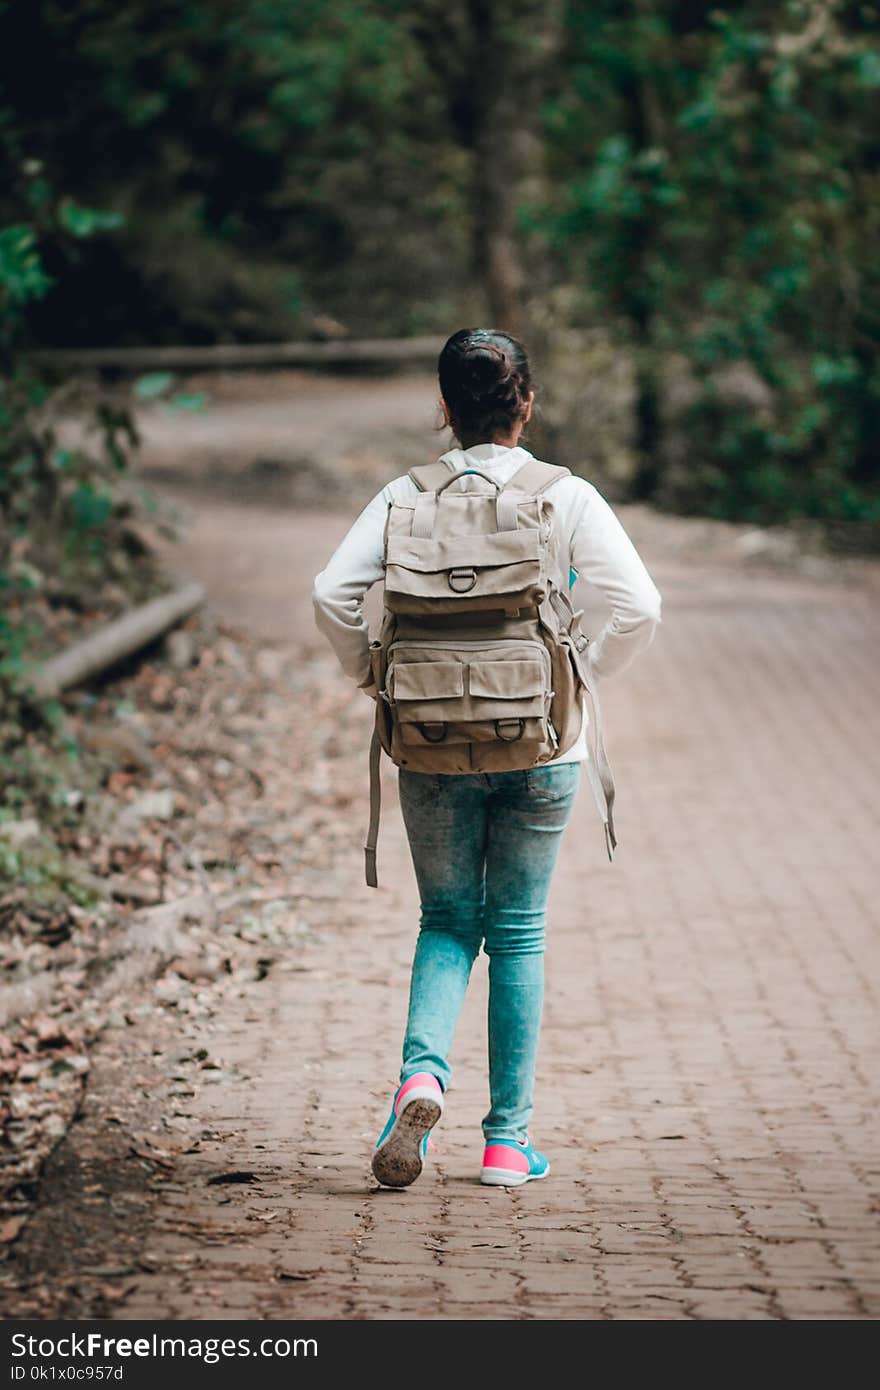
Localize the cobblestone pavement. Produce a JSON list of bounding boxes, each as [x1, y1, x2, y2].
[[92, 493, 878, 1322]]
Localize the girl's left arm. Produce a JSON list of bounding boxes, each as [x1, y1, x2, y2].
[[568, 478, 663, 682], [311, 485, 395, 690]]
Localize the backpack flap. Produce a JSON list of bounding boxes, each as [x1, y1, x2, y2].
[[384, 525, 547, 615]]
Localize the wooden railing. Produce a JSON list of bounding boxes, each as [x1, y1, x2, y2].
[[27, 336, 445, 373]]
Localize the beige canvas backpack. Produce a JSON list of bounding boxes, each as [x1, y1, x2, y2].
[[364, 458, 617, 886]]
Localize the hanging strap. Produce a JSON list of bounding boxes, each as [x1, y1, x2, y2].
[[544, 588, 617, 862], [364, 727, 382, 888], [569, 640, 617, 863]]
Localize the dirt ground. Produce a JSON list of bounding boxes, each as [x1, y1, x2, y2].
[[2, 370, 879, 1320]]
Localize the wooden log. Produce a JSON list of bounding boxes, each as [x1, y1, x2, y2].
[[30, 581, 205, 697], [28, 335, 445, 374]]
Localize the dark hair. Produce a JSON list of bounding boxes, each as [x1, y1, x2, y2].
[[438, 328, 532, 445]]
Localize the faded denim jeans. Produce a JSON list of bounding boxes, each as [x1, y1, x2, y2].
[[397, 762, 581, 1143]]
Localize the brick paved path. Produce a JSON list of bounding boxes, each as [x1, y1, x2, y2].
[[103, 498, 879, 1321]]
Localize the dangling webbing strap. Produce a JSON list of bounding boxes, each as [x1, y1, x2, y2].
[[569, 641, 617, 863], [545, 588, 617, 862], [365, 727, 382, 888]]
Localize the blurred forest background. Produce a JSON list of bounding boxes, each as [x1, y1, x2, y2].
[[4, 0, 879, 510], [1, 1, 879, 799]]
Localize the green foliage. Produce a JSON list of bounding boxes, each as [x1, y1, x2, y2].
[[0, 837, 99, 906], [57, 200, 125, 239], [0, 226, 52, 308], [133, 372, 175, 400], [542, 1, 880, 524], [134, 373, 205, 413], [0, 0, 464, 343], [0, 113, 153, 843]]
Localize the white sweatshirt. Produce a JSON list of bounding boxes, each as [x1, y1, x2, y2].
[[312, 441, 663, 765]]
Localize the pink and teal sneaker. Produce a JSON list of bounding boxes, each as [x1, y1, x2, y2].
[[481, 1135, 550, 1186], [371, 1072, 444, 1189]]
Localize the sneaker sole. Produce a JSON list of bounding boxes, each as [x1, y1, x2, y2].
[[480, 1163, 551, 1187], [371, 1097, 442, 1189]]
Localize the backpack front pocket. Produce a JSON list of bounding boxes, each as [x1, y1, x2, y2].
[[389, 660, 464, 721], [387, 641, 552, 749]]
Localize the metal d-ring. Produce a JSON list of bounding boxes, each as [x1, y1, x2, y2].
[[448, 567, 477, 593], [418, 722, 448, 743], [494, 718, 525, 743]]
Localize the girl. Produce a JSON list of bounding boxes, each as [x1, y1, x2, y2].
[[312, 328, 662, 1188]]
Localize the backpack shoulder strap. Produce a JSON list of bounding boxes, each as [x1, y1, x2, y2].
[[409, 461, 455, 492], [503, 458, 571, 495]]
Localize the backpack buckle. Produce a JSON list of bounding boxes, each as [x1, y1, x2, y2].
[[448, 567, 477, 593]]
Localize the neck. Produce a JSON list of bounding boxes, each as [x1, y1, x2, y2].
[[458, 432, 522, 451]]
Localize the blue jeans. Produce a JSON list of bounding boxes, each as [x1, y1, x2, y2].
[[397, 763, 581, 1143]]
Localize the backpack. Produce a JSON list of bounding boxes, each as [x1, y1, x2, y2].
[[363, 458, 617, 886]]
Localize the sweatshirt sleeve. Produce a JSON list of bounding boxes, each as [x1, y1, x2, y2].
[[569, 479, 663, 682], [311, 483, 396, 688]]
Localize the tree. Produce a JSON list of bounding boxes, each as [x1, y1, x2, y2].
[[0, 0, 470, 342], [410, 0, 564, 337], [544, 0, 880, 524]]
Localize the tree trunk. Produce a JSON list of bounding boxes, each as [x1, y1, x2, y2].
[[413, 1, 562, 339], [31, 582, 204, 697], [471, 1, 563, 336], [621, 3, 666, 500], [469, 0, 526, 336]]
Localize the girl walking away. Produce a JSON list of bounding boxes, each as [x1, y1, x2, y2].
[[312, 328, 662, 1189]]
